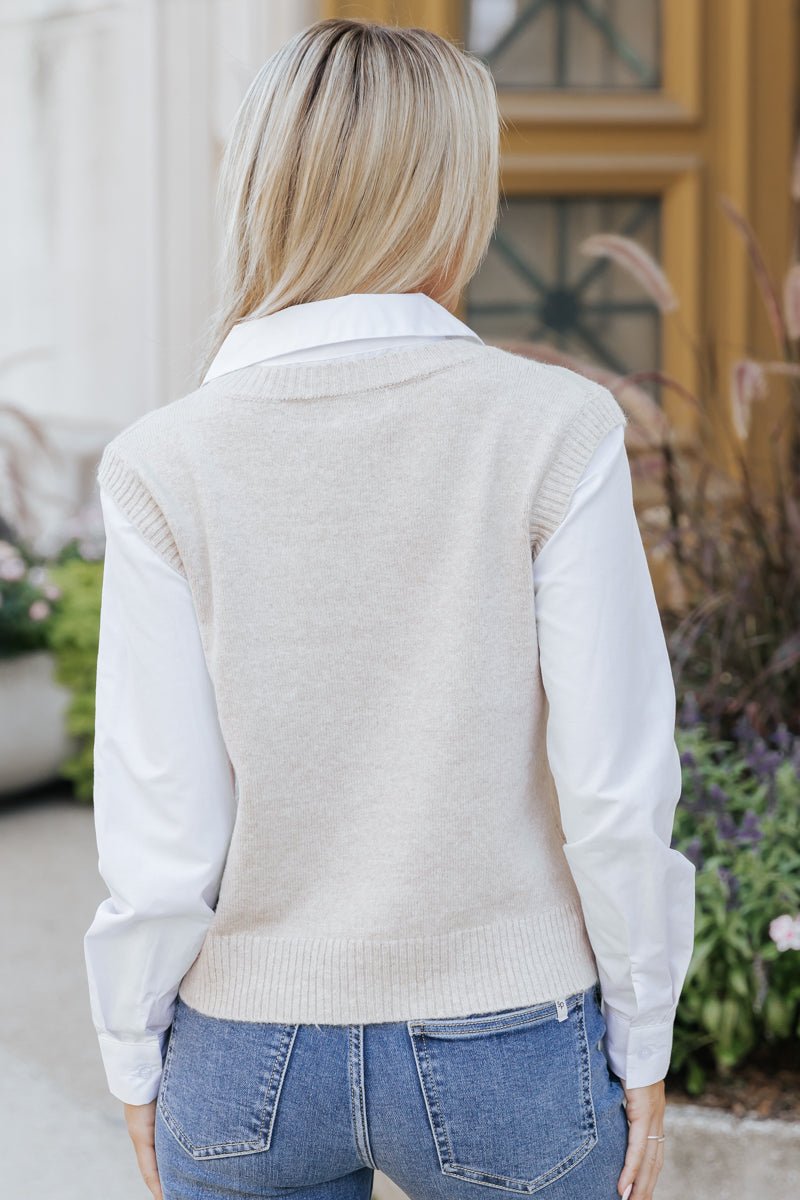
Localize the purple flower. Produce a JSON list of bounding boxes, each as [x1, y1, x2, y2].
[[746, 740, 783, 780], [707, 783, 729, 808], [717, 866, 740, 910], [680, 750, 696, 768], [733, 712, 759, 746], [683, 837, 704, 870], [772, 723, 793, 754], [716, 812, 738, 841], [737, 809, 763, 844], [679, 693, 702, 728]]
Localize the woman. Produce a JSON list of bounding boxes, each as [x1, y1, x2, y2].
[[84, 17, 696, 1200]]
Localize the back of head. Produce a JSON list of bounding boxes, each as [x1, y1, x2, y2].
[[202, 17, 502, 378]]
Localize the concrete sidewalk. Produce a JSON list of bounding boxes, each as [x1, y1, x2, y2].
[[0, 788, 146, 1198]]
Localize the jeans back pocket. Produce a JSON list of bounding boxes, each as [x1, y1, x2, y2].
[[157, 996, 299, 1160], [407, 989, 597, 1195]]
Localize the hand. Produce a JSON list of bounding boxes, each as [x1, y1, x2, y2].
[[616, 1079, 666, 1199], [124, 1100, 163, 1199]]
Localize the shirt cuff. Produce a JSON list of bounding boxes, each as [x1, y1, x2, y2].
[[601, 1002, 676, 1089], [96, 1031, 167, 1105]]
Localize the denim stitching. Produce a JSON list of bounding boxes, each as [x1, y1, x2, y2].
[[408, 989, 599, 1194], [158, 1013, 299, 1159], [347, 1025, 372, 1170], [347, 1026, 358, 1163], [407, 1024, 455, 1172], [156, 1001, 183, 1133], [410, 995, 571, 1039], [258, 1023, 298, 1152], [358, 1026, 378, 1170], [350, 1025, 377, 1170], [257, 1024, 289, 1146], [577, 991, 598, 1143]]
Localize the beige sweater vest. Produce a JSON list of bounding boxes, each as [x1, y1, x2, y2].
[[96, 338, 628, 1023]]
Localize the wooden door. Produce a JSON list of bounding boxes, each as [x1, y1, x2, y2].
[[321, 1, 797, 486]]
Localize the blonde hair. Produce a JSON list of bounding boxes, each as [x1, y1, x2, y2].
[[199, 17, 502, 380]]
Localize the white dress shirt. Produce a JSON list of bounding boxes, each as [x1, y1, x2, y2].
[[85, 291, 695, 1103]]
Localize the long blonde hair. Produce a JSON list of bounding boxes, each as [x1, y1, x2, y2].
[[200, 17, 502, 381]]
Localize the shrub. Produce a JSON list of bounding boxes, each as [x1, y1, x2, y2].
[[0, 396, 71, 658], [45, 551, 104, 802], [0, 534, 63, 658], [670, 710, 800, 1093], [600, 192, 800, 738]]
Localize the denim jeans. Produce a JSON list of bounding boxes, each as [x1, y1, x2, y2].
[[155, 980, 629, 1200]]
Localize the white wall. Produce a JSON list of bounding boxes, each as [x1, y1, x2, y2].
[[1, 0, 317, 440]]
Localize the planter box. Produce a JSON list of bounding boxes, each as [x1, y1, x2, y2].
[[0, 650, 76, 797]]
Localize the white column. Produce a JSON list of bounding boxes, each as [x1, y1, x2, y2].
[[1, 0, 317, 434], [0, 0, 317, 538]]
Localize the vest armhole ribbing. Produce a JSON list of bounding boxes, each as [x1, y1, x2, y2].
[[529, 384, 629, 559], [96, 445, 186, 578]]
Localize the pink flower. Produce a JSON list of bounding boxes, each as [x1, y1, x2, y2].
[[28, 599, 50, 621], [0, 556, 26, 581], [43, 583, 62, 601], [769, 913, 800, 951]]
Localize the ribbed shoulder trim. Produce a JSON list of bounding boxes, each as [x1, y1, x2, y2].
[[97, 444, 186, 577], [529, 383, 628, 556]]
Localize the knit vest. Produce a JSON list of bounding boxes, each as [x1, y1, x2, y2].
[[96, 338, 628, 1024]]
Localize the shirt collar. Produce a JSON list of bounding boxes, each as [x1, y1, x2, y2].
[[202, 291, 482, 384]]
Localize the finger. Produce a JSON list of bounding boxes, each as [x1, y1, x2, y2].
[[630, 1133, 665, 1199], [132, 1136, 163, 1200], [617, 1116, 652, 1196]]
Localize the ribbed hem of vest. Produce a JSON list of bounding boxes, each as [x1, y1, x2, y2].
[[530, 384, 628, 557], [204, 337, 488, 400], [177, 902, 600, 1024], [96, 446, 185, 576]]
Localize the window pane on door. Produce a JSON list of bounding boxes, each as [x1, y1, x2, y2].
[[465, 0, 662, 90], [465, 195, 662, 387]]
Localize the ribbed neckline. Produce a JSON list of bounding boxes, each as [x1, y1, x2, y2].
[[201, 337, 489, 400]]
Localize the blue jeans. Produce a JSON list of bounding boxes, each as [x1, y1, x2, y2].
[[155, 980, 629, 1199]]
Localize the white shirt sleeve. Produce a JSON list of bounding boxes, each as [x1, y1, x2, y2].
[[84, 486, 237, 1105], [533, 422, 696, 1089]]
